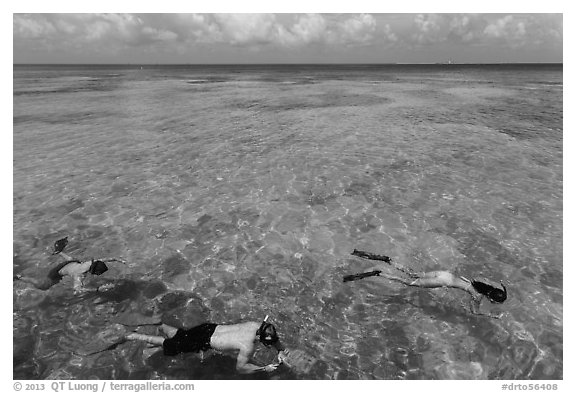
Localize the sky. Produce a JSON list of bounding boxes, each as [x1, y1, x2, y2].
[[13, 13, 563, 64]]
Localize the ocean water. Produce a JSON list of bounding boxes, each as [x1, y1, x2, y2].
[[13, 64, 562, 380]]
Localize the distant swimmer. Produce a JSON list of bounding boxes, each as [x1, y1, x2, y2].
[[52, 236, 68, 255], [15, 239, 126, 292], [346, 249, 507, 318], [125, 315, 290, 374], [14, 256, 126, 292]]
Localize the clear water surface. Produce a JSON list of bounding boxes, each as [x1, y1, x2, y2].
[[13, 64, 562, 380]]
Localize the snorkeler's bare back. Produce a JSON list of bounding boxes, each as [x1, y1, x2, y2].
[[211, 322, 275, 373], [409, 271, 472, 292], [58, 261, 92, 277], [210, 322, 260, 352]]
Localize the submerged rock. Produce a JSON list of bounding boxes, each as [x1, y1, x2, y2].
[[157, 291, 211, 329]]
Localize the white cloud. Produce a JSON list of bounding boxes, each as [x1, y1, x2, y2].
[[12, 13, 392, 50], [482, 15, 562, 47], [172, 13, 379, 48], [14, 14, 176, 47], [173, 14, 222, 43], [339, 14, 377, 45], [288, 14, 328, 45], [213, 14, 279, 45], [274, 14, 378, 47], [381, 24, 397, 43], [407, 14, 562, 48], [412, 14, 446, 44], [142, 27, 178, 42], [448, 14, 477, 42], [13, 15, 57, 38], [484, 15, 526, 40]]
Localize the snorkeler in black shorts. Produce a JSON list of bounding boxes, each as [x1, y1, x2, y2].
[[346, 249, 507, 318], [125, 316, 289, 373]]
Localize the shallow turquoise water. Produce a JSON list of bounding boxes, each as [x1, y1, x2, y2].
[[13, 64, 562, 379]]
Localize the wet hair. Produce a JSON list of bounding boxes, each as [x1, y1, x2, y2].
[[257, 321, 279, 346], [89, 260, 109, 276], [471, 280, 507, 303]]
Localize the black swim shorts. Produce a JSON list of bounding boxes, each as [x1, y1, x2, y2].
[[163, 323, 218, 356]]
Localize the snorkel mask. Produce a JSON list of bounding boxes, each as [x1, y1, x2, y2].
[[491, 281, 507, 303], [89, 259, 109, 276], [257, 315, 279, 346], [471, 279, 507, 303]]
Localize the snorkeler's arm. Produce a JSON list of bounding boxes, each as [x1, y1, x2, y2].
[[58, 251, 74, 261], [96, 257, 127, 264], [59, 251, 127, 265], [236, 349, 279, 373], [470, 308, 503, 319], [72, 274, 86, 292], [468, 297, 502, 319]]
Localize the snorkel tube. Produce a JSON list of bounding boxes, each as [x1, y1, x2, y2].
[[500, 281, 508, 301], [257, 315, 269, 339]]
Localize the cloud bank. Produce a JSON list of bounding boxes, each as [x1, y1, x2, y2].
[[13, 13, 562, 63]]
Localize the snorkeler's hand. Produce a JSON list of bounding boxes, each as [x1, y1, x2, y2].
[[473, 309, 503, 319], [262, 363, 279, 372], [277, 349, 290, 364], [73, 287, 91, 295]]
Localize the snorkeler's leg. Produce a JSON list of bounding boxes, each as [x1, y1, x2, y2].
[[160, 324, 179, 338], [378, 273, 415, 286], [388, 261, 420, 278], [125, 333, 165, 346]]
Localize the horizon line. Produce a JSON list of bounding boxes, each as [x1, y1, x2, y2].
[[13, 62, 563, 66]]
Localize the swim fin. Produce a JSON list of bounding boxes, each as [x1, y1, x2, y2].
[[351, 249, 391, 263], [343, 270, 382, 282]]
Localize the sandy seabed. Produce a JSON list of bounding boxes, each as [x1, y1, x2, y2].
[[13, 65, 562, 379]]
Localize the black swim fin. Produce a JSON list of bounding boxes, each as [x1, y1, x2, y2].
[[52, 237, 68, 255], [343, 270, 382, 282], [351, 249, 392, 263]]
